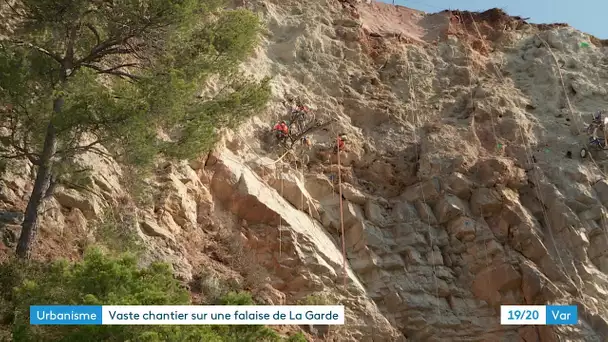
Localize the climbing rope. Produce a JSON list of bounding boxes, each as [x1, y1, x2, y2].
[[535, 34, 582, 132], [461, 27, 506, 269], [461, 11, 503, 155], [528, 34, 604, 298], [279, 166, 284, 258], [464, 12, 583, 298], [462, 13, 516, 299], [405, 56, 442, 319], [336, 134, 348, 288], [532, 35, 608, 298], [534, 34, 608, 179], [517, 128, 583, 294]]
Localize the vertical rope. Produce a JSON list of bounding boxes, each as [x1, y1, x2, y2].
[[337, 135, 347, 288], [406, 56, 442, 320], [465, 11, 575, 279], [534, 34, 607, 179], [278, 166, 283, 258]]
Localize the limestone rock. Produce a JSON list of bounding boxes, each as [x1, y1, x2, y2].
[[414, 200, 437, 225], [588, 234, 608, 261], [0, 210, 23, 224], [270, 172, 314, 211], [434, 195, 467, 224], [384, 291, 404, 313], [547, 201, 581, 234], [340, 182, 369, 205], [364, 199, 388, 225], [304, 173, 335, 200], [428, 248, 444, 266], [196, 185, 214, 224], [157, 173, 198, 227], [350, 247, 381, 273], [402, 246, 425, 265], [211, 149, 368, 294], [592, 179, 608, 205], [346, 220, 391, 254], [320, 197, 364, 231], [54, 187, 103, 219], [520, 262, 546, 303], [470, 188, 502, 217], [139, 216, 176, 242], [579, 205, 603, 221], [402, 178, 441, 204], [444, 172, 473, 199], [381, 253, 405, 269], [0, 181, 18, 205], [472, 264, 522, 305], [392, 201, 419, 223]]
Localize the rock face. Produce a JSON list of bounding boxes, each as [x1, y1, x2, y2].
[[2, 2, 608, 341]]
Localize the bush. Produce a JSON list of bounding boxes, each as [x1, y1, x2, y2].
[[218, 229, 270, 291], [297, 292, 336, 306], [92, 208, 144, 255], [0, 248, 293, 341]]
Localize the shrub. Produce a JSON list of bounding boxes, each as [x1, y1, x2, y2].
[[297, 292, 335, 306], [0, 248, 292, 341], [92, 208, 144, 255]]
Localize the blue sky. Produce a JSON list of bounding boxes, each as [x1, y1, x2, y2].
[[383, 0, 607, 39]]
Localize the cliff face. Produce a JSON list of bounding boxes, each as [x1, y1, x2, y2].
[[2, 0, 608, 341]]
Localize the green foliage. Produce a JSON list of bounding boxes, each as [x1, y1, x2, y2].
[[0, 0, 271, 168], [212, 292, 282, 342], [0, 249, 299, 341], [297, 292, 335, 306], [93, 208, 144, 255]]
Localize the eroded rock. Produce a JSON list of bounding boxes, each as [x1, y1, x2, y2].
[[434, 195, 467, 224], [54, 187, 103, 219], [470, 188, 502, 217]]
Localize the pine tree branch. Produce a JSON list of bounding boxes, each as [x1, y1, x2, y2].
[[5, 40, 62, 64], [56, 138, 104, 156], [64, 25, 80, 63], [80, 63, 140, 81], [100, 63, 140, 73], [84, 23, 101, 45], [288, 119, 335, 148], [0, 151, 40, 165], [0, 115, 41, 165], [2, 0, 25, 18], [76, 38, 123, 65]]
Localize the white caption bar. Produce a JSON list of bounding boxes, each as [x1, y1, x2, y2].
[[102, 305, 345, 325]]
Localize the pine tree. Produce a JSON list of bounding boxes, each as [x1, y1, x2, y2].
[[0, 0, 271, 258]]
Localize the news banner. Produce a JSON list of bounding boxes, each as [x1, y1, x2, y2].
[[500, 305, 578, 325], [30, 305, 345, 325], [30, 304, 577, 326]]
